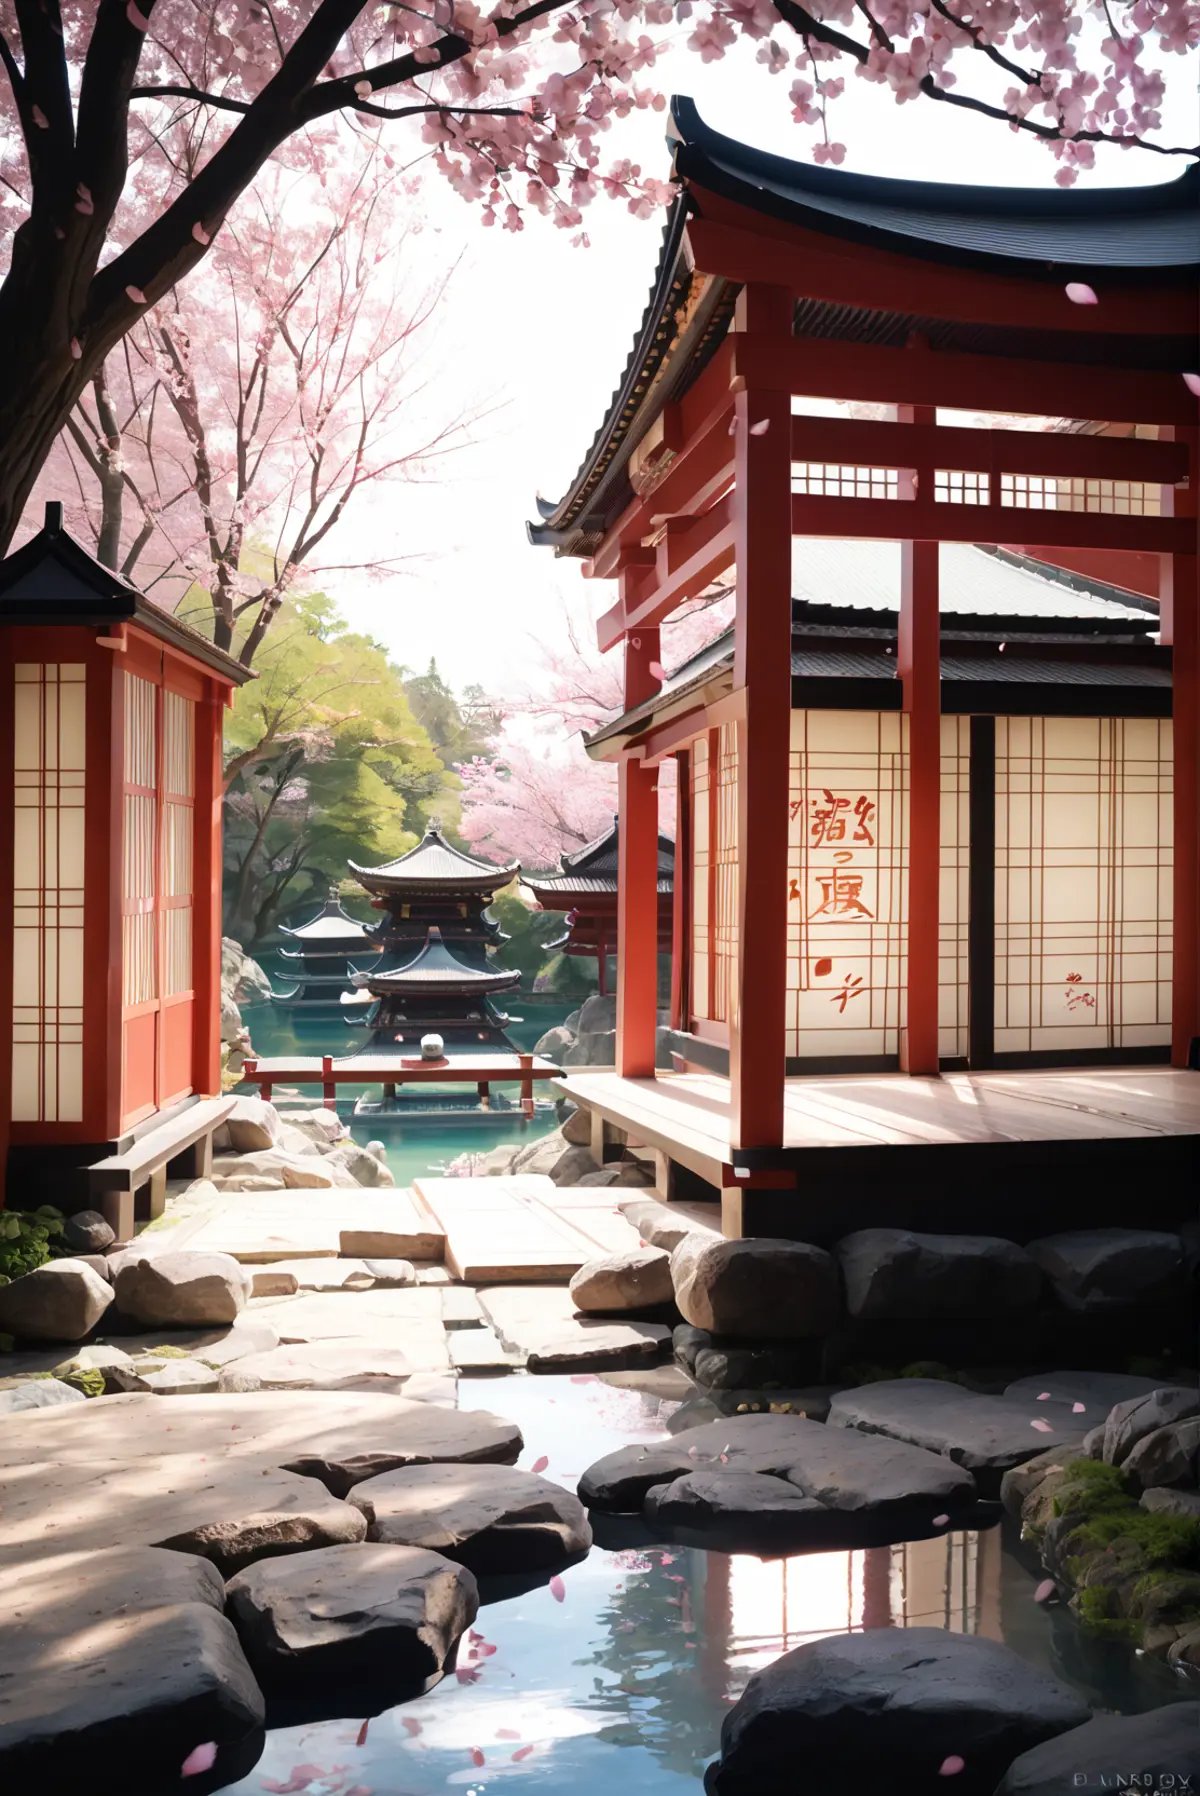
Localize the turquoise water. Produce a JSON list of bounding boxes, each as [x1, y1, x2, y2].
[[219, 1374, 1194, 1796], [239, 999, 572, 1187]]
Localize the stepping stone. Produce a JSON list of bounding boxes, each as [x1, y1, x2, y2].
[[0, 1389, 523, 1502], [225, 1541, 478, 1703], [1102, 1385, 1200, 1465], [0, 1543, 226, 1627], [263, 1289, 450, 1371], [336, 1192, 444, 1262], [478, 1285, 671, 1372], [114, 1251, 251, 1327], [667, 1388, 833, 1431], [645, 1470, 829, 1546], [440, 1286, 485, 1329], [109, 1356, 221, 1395], [827, 1379, 1084, 1497], [183, 1192, 343, 1260], [449, 1328, 523, 1372], [350, 1462, 592, 1573], [257, 1258, 376, 1292], [580, 1411, 976, 1536], [103, 1317, 281, 1367], [996, 1702, 1200, 1795], [0, 1597, 264, 1795], [1004, 1370, 1176, 1412], [218, 1341, 416, 1394], [620, 1197, 721, 1254], [672, 1236, 840, 1340], [707, 1629, 1091, 1796], [250, 1268, 300, 1297], [0, 1379, 87, 1413], [569, 1247, 674, 1315]]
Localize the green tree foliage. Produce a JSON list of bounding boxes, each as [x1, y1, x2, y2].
[[223, 593, 456, 944], [403, 659, 505, 768]]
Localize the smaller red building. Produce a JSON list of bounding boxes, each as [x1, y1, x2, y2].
[[522, 817, 673, 995], [0, 504, 253, 1206]]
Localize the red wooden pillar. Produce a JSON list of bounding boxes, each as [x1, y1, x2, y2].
[[899, 537, 941, 1075], [616, 621, 661, 1078], [192, 685, 224, 1097], [1160, 426, 1199, 1067], [669, 748, 691, 1031], [730, 284, 793, 1151]]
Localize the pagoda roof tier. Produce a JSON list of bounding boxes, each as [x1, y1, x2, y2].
[[279, 944, 380, 961], [522, 816, 673, 900], [357, 927, 521, 996], [528, 99, 1199, 562], [280, 892, 375, 944], [350, 823, 516, 896]]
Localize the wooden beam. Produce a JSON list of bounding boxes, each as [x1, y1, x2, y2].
[[688, 210, 1197, 339], [616, 619, 662, 1079], [1161, 427, 1199, 1067], [589, 393, 734, 580], [734, 335, 1195, 427], [899, 535, 941, 1076], [790, 492, 1191, 554], [730, 287, 793, 1152], [789, 416, 1190, 486], [600, 512, 736, 651]]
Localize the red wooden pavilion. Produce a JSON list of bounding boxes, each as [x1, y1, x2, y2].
[[0, 505, 253, 1214], [521, 816, 674, 996], [529, 100, 1200, 1239]]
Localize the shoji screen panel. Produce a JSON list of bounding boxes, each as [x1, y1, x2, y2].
[[160, 688, 196, 1102], [690, 736, 712, 1024], [712, 722, 740, 1030]]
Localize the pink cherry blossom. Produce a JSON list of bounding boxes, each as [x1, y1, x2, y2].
[[1034, 1578, 1058, 1603], [549, 1575, 567, 1602], [180, 1742, 217, 1777], [531, 1454, 549, 1472], [1030, 1418, 1054, 1433], [124, 285, 147, 304], [939, 1757, 966, 1777], [1065, 282, 1099, 304], [1183, 374, 1200, 398]]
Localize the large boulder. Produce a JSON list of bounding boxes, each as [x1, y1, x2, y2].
[[561, 1105, 592, 1147], [534, 1024, 574, 1061], [220, 1094, 281, 1153], [549, 1144, 602, 1186], [280, 1108, 346, 1149], [995, 1704, 1200, 1795], [61, 1210, 116, 1254], [1102, 1386, 1200, 1466], [327, 1140, 395, 1187], [510, 1130, 570, 1177], [671, 1237, 840, 1340], [211, 1147, 357, 1190], [0, 1599, 264, 1796], [0, 1259, 113, 1342], [623, 1198, 717, 1254], [221, 935, 273, 1004], [837, 1228, 1041, 1319], [706, 1628, 1091, 1796], [1026, 1228, 1183, 1314], [225, 1542, 478, 1702], [570, 1247, 673, 1315], [0, 1377, 88, 1412], [828, 1379, 1084, 1498], [1123, 1416, 1200, 1493], [349, 1462, 592, 1573], [114, 1251, 250, 1327]]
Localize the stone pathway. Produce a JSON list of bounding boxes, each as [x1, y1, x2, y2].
[[478, 1283, 672, 1371]]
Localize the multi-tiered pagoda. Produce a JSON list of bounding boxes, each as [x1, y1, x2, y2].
[[274, 888, 379, 1017], [522, 817, 673, 996]]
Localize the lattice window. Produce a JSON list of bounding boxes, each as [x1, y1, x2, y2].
[[690, 736, 711, 1024], [162, 690, 195, 998], [999, 474, 1160, 516], [712, 722, 739, 1028], [11, 664, 85, 1122], [122, 672, 157, 1009], [994, 716, 1172, 1054], [939, 718, 971, 1062], [934, 470, 990, 506], [786, 711, 908, 1061], [792, 462, 899, 500]]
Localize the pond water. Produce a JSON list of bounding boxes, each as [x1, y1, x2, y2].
[[239, 1000, 572, 1188], [220, 1373, 1193, 1796]]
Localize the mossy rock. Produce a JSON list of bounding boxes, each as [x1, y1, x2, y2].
[[55, 1367, 106, 1398]]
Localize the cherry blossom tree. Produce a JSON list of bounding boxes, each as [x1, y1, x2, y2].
[[35, 135, 469, 664], [0, 1, 1194, 555]]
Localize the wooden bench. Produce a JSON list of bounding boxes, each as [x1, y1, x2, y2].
[[85, 1095, 237, 1240]]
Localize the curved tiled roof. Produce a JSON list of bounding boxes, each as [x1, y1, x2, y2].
[[361, 927, 520, 994], [521, 816, 674, 893], [279, 893, 374, 942], [349, 824, 517, 892]]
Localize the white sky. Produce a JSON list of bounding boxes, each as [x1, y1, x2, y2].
[[329, 43, 1198, 697]]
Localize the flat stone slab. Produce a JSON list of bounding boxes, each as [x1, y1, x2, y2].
[[996, 1702, 1200, 1795], [581, 1411, 976, 1545], [1003, 1370, 1178, 1413], [101, 1317, 281, 1367], [257, 1289, 450, 1370], [218, 1341, 416, 1394], [440, 1285, 485, 1328], [707, 1627, 1091, 1796], [0, 1389, 523, 1502], [180, 1190, 444, 1264], [256, 1258, 377, 1291], [449, 1328, 524, 1372], [478, 1285, 671, 1372], [0, 1597, 264, 1793], [1, 1544, 226, 1629], [350, 1462, 592, 1573], [828, 1379, 1084, 1497], [364, 1259, 417, 1287], [0, 1378, 87, 1412], [226, 1541, 478, 1704]]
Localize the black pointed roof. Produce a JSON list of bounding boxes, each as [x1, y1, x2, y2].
[[361, 926, 521, 994], [0, 503, 254, 684], [349, 822, 517, 895], [522, 816, 674, 895]]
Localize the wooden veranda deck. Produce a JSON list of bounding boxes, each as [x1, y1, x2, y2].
[[559, 1065, 1200, 1242]]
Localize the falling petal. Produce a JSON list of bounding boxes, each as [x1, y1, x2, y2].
[[69, 337, 82, 360], [1183, 373, 1200, 397], [355, 1719, 369, 1748], [126, 0, 150, 26], [1030, 1418, 1053, 1433], [125, 285, 147, 304], [1034, 1578, 1057, 1604], [649, 661, 665, 680], [549, 1575, 566, 1603], [531, 1455, 549, 1473], [32, 105, 48, 129], [513, 1746, 534, 1761], [659, 1552, 677, 1564], [749, 418, 771, 435], [477, 1642, 498, 1657], [939, 1756, 966, 1777], [192, 222, 211, 246], [1065, 282, 1098, 305], [931, 1514, 950, 1528], [470, 1748, 486, 1767], [1072, 1402, 1087, 1414], [181, 1742, 217, 1777], [497, 1729, 521, 1740], [1037, 1392, 1052, 1401]]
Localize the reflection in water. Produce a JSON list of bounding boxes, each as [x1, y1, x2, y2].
[[218, 1372, 1192, 1796]]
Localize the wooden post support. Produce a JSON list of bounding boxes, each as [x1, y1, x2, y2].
[[321, 1055, 335, 1106], [616, 617, 662, 1078], [729, 284, 793, 1152], [518, 1053, 534, 1118], [669, 748, 691, 1031], [1160, 428, 1199, 1066], [899, 537, 941, 1075], [192, 688, 224, 1097]]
